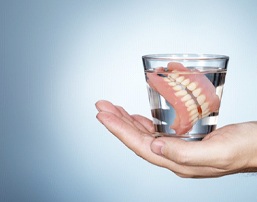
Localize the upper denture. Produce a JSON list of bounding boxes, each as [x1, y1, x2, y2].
[[147, 62, 220, 135]]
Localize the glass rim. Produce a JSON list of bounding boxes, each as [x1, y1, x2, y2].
[[142, 53, 229, 60]]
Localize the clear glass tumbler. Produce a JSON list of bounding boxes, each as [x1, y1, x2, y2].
[[142, 54, 229, 141]]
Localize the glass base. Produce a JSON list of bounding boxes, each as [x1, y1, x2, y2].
[[152, 132, 205, 141]]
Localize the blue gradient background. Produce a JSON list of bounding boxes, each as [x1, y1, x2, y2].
[[1, 0, 257, 201]]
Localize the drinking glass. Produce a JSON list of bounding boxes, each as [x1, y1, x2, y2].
[[142, 54, 229, 140]]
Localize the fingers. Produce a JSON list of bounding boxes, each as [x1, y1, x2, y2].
[[96, 100, 154, 134], [151, 137, 224, 168], [96, 100, 123, 117], [96, 111, 140, 143], [150, 137, 236, 178], [96, 110, 164, 164], [95, 100, 246, 178], [96, 100, 150, 151], [116, 106, 151, 134], [95, 100, 173, 167], [131, 114, 155, 133], [149, 138, 230, 178], [171, 166, 230, 178], [96, 100, 138, 130]]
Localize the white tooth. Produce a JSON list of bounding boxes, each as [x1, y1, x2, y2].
[[185, 99, 195, 107], [167, 76, 175, 82], [169, 73, 179, 79], [190, 113, 199, 121], [176, 76, 184, 83], [163, 78, 170, 82], [197, 95, 206, 105], [187, 104, 197, 111], [175, 90, 187, 97], [201, 111, 210, 118], [201, 102, 209, 111], [201, 108, 210, 117], [173, 85, 183, 91], [202, 108, 210, 114], [181, 94, 191, 102], [187, 82, 197, 91], [191, 117, 198, 124], [181, 78, 190, 86], [189, 108, 198, 116], [192, 88, 201, 97], [168, 82, 177, 86]]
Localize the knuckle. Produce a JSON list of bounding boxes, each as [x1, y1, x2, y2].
[[175, 172, 190, 178], [218, 150, 235, 170], [173, 150, 191, 165]]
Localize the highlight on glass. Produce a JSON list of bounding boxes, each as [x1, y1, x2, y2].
[[142, 54, 229, 141]]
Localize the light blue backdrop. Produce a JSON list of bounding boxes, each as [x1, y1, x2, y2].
[[1, 0, 257, 201]]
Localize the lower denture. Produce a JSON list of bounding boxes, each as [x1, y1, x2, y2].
[[147, 62, 220, 135]]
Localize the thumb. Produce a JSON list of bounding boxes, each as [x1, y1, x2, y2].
[[150, 139, 165, 156], [151, 137, 193, 164], [151, 137, 187, 159], [151, 137, 217, 167]]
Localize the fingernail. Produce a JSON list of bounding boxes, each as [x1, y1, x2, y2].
[[151, 140, 165, 155]]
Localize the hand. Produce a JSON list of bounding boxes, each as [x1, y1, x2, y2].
[[95, 100, 257, 178]]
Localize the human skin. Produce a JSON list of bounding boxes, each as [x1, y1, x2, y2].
[[95, 100, 257, 178]]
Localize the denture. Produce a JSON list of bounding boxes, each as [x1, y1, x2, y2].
[[147, 62, 220, 135]]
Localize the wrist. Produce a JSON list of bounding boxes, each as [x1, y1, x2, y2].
[[244, 122, 257, 170]]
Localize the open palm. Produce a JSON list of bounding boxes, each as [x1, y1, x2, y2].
[[96, 100, 257, 178]]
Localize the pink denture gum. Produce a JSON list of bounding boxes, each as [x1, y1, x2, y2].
[[147, 62, 220, 135]]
